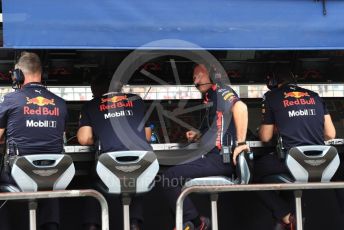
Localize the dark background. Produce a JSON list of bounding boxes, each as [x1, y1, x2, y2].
[[1, 50, 344, 86]]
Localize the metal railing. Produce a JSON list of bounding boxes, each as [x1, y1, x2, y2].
[[0, 189, 109, 230], [176, 182, 344, 230]]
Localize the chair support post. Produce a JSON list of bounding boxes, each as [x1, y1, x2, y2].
[[294, 190, 303, 230], [210, 193, 219, 230], [122, 195, 131, 230], [29, 200, 38, 230]]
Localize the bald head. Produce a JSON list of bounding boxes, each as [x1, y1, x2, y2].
[[193, 64, 213, 93], [194, 64, 208, 75]]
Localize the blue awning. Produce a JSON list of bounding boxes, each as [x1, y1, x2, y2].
[[2, 0, 344, 50]]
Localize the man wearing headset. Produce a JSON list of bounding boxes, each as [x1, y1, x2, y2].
[[0, 52, 68, 230], [255, 65, 336, 230], [160, 64, 249, 230]]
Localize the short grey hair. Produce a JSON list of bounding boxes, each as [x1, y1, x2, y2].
[[15, 52, 42, 75]]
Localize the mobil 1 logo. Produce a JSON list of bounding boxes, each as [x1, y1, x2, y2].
[[288, 109, 316, 118], [26, 120, 57, 128]]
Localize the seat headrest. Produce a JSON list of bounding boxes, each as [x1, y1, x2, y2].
[[286, 145, 340, 182], [11, 154, 75, 192], [96, 151, 159, 194]]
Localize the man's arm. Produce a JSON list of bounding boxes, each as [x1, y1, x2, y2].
[[0, 95, 9, 143], [145, 127, 152, 142], [231, 101, 250, 165], [259, 124, 275, 142], [324, 114, 336, 140], [232, 101, 248, 142], [258, 92, 275, 143], [77, 126, 94, 145], [0, 128, 5, 144]]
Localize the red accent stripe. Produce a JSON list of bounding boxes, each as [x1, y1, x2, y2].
[[203, 93, 209, 104], [215, 111, 223, 150]]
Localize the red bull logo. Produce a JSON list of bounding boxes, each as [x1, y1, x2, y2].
[[284, 92, 310, 99], [24, 97, 59, 116], [26, 96, 55, 106], [99, 95, 133, 111], [283, 98, 316, 108], [101, 95, 127, 104], [283, 91, 315, 108], [24, 107, 60, 116]]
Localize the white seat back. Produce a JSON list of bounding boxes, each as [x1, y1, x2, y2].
[[96, 151, 159, 194], [11, 154, 75, 192], [286, 145, 339, 182]]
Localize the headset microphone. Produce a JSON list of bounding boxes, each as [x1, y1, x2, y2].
[[194, 82, 213, 88]]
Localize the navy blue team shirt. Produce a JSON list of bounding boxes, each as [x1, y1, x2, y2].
[[0, 83, 68, 155], [79, 92, 152, 153], [199, 84, 240, 151], [262, 84, 328, 149]]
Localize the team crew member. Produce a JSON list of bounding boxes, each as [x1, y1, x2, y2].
[[255, 66, 336, 230], [77, 77, 152, 230], [161, 64, 249, 230], [0, 52, 68, 230]]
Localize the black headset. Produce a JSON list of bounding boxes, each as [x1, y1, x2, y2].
[[266, 72, 278, 90], [11, 68, 25, 87], [210, 64, 231, 86], [266, 65, 296, 90], [194, 63, 228, 86], [12, 51, 26, 88], [209, 65, 224, 84]]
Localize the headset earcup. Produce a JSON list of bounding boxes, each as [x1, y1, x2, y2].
[[290, 71, 297, 83], [12, 69, 25, 85], [266, 73, 278, 90], [209, 66, 221, 84], [271, 73, 278, 87], [208, 66, 215, 80]]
